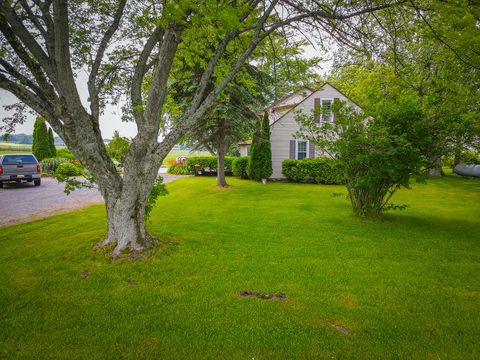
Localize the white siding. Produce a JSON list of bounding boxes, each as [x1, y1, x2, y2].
[[269, 83, 359, 178]]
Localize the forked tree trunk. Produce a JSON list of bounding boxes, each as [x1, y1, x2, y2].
[[216, 118, 229, 188], [96, 142, 163, 257]]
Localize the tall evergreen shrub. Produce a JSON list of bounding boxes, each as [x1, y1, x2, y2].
[[247, 112, 272, 181], [48, 128, 57, 157], [32, 116, 54, 161]]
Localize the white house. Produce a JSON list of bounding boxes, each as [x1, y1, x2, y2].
[[239, 83, 361, 178]]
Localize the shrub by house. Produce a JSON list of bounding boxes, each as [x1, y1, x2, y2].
[[282, 158, 343, 184]]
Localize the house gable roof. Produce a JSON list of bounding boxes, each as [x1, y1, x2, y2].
[[269, 82, 362, 127], [265, 87, 314, 110]]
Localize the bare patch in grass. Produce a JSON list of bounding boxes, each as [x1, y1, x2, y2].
[[238, 290, 286, 301], [331, 323, 350, 334]]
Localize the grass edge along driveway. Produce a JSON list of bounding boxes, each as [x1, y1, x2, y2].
[[0, 176, 479, 359]]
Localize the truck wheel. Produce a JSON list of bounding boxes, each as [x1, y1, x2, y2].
[[34, 179, 41, 186]]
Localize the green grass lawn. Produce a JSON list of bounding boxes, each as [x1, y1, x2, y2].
[[0, 176, 479, 359]]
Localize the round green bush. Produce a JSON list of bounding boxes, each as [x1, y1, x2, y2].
[[55, 162, 83, 177], [40, 157, 68, 173], [56, 148, 76, 160]]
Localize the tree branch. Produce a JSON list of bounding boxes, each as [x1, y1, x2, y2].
[[0, 72, 64, 135], [88, 0, 127, 119], [0, 1, 55, 80], [0, 14, 57, 101], [130, 26, 165, 122]]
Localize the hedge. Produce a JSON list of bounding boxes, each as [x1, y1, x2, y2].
[[282, 158, 343, 185], [40, 157, 68, 173], [186, 156, 235, 175], [232, 156, 250, 179], [167, 164, 192, 175]]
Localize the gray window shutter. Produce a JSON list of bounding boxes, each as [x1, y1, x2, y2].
[[290, 140, 296, 159], [314, 98, 320, 123], [309, 142, 315, 158]]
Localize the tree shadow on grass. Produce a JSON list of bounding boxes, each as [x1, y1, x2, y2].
[[379, 212, 479, 246]]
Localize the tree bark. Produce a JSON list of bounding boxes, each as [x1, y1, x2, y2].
[[101, 184, 151, 257], [428, 154, 443, 176], [453, 140, 462, 169], [97, 150, 162, 257], [216, 118, 229, 187]]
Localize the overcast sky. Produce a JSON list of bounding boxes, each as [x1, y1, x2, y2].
[[0, 44, 332, 139]]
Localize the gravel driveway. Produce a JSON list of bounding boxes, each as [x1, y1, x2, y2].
[[0, 169, 189, 227]]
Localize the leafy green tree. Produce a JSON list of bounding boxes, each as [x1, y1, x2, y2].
[[296, 101, 428, 218], [247, 112, 272, 181], [175, 65, 270, 187], [0, 0, 431, 256], [331, 1, 480, 176], [47, 128, 57, 157], [32, 117, 54, 161], [106, 131, 130, 165]]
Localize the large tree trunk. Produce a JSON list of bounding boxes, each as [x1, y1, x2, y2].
[[216, 118, 229, 188], [453, 139, 462, 169], [428, 154, 443, 176], [96, 138, 166, 257], [102, 184, 151, 257]]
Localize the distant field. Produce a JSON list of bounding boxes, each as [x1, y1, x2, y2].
[[162, 149, 211, 165], [0, 142, 32, 154], [0, 143, 209, 163]]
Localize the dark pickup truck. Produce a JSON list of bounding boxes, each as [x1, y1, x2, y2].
[[0, 154, 41, 188]]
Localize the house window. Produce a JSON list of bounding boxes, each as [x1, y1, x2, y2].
[[296, 140, 308, 160], [321, 99, 333, 122], [246, 145, 251, 155]]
